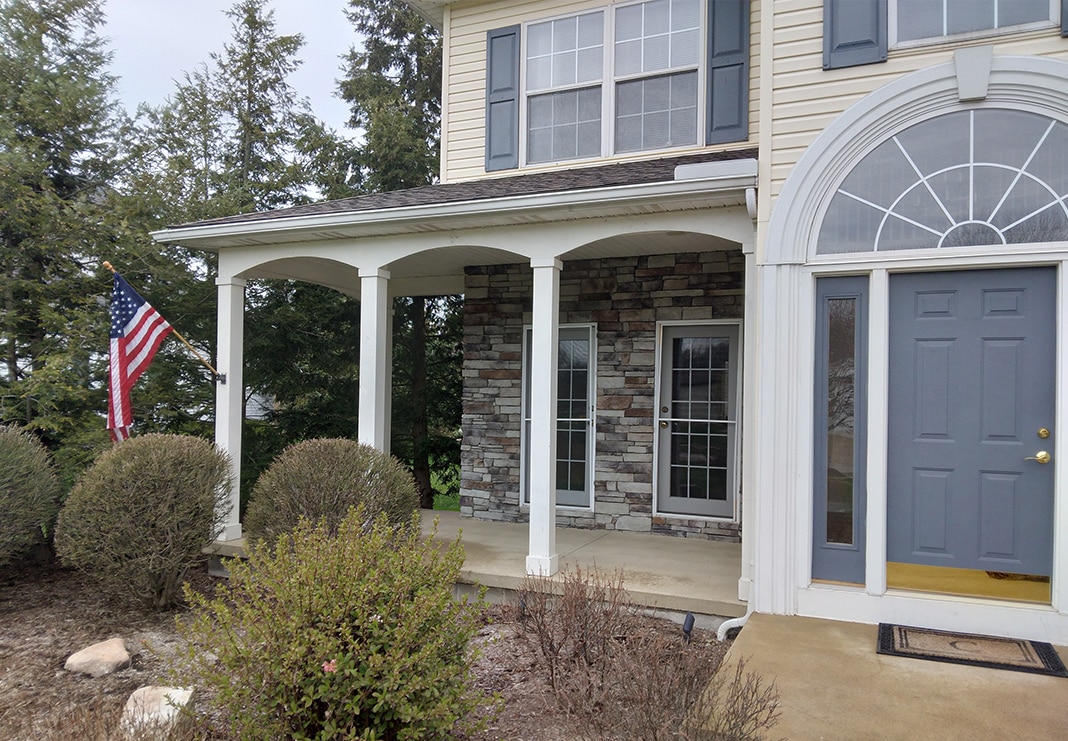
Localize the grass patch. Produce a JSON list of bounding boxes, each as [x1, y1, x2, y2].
[[433, 491, 460, 511]]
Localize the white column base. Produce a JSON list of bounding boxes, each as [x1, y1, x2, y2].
[[217, 522, 243, 542], [526, 553, 560, 577]]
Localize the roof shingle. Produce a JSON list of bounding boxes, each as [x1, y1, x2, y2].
[[172, 149, 758, 229]]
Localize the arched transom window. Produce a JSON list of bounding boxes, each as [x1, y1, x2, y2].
[[817, 109, 1068, 254]]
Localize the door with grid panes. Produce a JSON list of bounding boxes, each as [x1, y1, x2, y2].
[[656, 324, 739, 517], [523, 326, 595, 507]]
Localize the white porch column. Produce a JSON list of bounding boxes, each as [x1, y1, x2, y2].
[[358, 268, 391, 451], [527, 258, 561, 576], [215, 276, 246, 541]]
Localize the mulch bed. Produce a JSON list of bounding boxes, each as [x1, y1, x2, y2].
[[0, 558, 727, 740]]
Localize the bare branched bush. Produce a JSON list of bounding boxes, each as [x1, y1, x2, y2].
[[514, 566, 638, 695], [513, 567, 781, 740], [683, 659, 782, 741]]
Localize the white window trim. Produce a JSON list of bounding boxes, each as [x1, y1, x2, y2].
[[652, 319, 743, 523], [888, 0, 1057, 50], [520, 323, 598, 512], [518, 0, 706, 167]]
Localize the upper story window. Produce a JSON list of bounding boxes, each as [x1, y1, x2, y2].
[[817, 109, 1068, 254], [824, 0, 1062, 70], [526, 12, 605, 163], [486, 0, 749, 172], [524, 0, 704, 165], [614, 0, 701, 152], [892, 0, 1055, 45]]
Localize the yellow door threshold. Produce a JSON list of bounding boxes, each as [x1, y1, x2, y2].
[[886, 562, 1050, 603]]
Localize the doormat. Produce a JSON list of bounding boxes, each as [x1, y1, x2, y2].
[[877, 624, 1068, 678]]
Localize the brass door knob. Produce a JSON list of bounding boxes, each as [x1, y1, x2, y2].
[[1025, 451, 1051, 464]]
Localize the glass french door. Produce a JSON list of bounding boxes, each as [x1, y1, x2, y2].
[[656, 324, 739, 518], [523, 326, 595, 508]]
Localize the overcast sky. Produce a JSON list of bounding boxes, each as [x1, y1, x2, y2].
[[103, 0, 355, 134]]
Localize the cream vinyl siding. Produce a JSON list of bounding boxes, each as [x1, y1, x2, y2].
[[442, 0, 761, 183], [767, 0, 1068, 207]]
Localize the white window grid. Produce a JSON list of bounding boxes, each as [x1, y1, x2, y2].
[[888, 0, 1057, 48], [520, 0, 706, 166]]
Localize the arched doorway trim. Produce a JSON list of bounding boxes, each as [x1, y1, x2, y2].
[[766, 54, 1068, 265]]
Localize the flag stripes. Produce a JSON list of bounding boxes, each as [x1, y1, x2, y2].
[[107, 272, 172, 442]]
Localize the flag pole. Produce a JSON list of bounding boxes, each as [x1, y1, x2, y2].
[[103, 261, 226, 383]]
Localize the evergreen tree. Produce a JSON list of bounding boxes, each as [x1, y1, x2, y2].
[[213, 0, 312, 212], [341, 1, 461, 507], [341, 0, 441, 190], [0, 0, 119, 478], [110, 1, 358, 503]]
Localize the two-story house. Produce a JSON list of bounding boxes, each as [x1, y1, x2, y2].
[[155, 0, 1068, 644]]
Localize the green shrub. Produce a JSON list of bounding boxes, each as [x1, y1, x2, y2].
[[243, 438, 418, 545], [175, 508, 490, 740], [54, 434, 232, 610], [0, 424, 61, 565]]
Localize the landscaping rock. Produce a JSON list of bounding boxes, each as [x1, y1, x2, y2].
[[63, 637, 130, 677], [121, 686, 193, 733]]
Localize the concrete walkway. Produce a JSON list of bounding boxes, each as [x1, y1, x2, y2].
[[727, 613, 1068, 740], [420, 510, 746, 619]]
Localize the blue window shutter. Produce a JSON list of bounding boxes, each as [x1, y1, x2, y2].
[[1062, 0, 1068, 37], [823, 0, 887, 70], [485, 25, 520, 171], [707, 0, 750, 145]]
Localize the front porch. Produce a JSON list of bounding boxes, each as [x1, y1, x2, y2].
[[207, 510, 746, 620], [420, 511, 746, 619]]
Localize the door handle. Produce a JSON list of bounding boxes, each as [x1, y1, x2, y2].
[[1025, 451, 1051, 464]]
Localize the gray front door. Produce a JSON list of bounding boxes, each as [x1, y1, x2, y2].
[[887, 268, 1056, 576]]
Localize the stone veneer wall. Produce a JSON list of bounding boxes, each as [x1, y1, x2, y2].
[[461, 250, 744, 541]]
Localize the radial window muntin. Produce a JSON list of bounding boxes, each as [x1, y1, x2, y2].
[[817, 109, 1068, 254]]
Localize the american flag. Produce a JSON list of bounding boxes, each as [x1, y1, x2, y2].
[[107, 272, 172, 441]]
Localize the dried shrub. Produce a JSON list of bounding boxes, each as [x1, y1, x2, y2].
[[54, 434, 232, 610], [682, 659, 782, 741], [0, 424, 61, 565], [19, 701, 211, 741], [514, 567, 780, 740], [243, 437, 419, 545], [514, 566, 638, 694], [175, 507, 491, 740]]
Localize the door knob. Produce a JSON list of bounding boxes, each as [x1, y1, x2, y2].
[[1025, 451, 1051, 464]]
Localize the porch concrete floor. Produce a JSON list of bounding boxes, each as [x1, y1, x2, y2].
[[727, 612, 1068, 740], [420, 510, 746, 620]]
